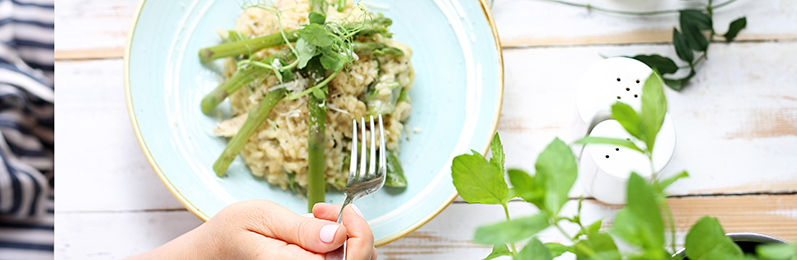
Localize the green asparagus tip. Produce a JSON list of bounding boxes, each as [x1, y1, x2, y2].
[[199, 48, 214, 63]]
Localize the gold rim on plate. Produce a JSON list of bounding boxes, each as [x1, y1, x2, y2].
[[123, 0, 504, 247]]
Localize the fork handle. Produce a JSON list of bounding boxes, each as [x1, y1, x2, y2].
[[325, 195, 355, 260]]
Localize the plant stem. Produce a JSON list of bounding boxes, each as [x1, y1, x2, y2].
[[286, 69, 341, 100], [502, 203, 518, 254], [306, 94, 326, 212], [213, 88, 287, 176], [538, 0, 738, 16], [554, 222, 575, 243]]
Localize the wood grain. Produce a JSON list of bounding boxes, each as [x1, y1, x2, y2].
[[54, 0, 797, 60]]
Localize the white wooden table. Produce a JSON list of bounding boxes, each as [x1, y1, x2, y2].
[[54, 0, 797, 259]]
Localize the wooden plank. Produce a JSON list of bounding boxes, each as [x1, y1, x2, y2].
[[493, 0, 797, 47], [54, 40, 797, 213], [53, 0, 797, 60], [54, 195, 797, 260], [498, 41, 797, 197], [54, 59, 187, 212]]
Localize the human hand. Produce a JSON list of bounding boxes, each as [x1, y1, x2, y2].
[[126, 200, 376, 260]]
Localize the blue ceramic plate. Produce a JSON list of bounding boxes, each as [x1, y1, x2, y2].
[[125, 0, 503, 245]]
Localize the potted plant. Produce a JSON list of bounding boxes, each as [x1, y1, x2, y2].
[[450, 71, 796, 260]]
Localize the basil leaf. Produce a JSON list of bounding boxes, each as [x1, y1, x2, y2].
[[756, 243, 796, 259], [640, 70, 667, 152], [515, 237, 552, 260], [490, 132, 505, 174], [673, 28, 694, 63], [451, 150, 508, 205], [474, 213, 550, 244], [611, 101, 644, 141], [680, 16, 709, 52], [508, 169, 545, 210], [685, 217, 744, 260], [534, 138, 577, 214], [573, 232, 621, 260], [655, 171, 689, 194], [680, 10, 712, 30], [544, 242, 571, 258], [724, 17, 747, 42], [483, 244, 512, 260], [299, 24, 333, 47], [611, 173, 665, 250], [575, 136, 645, 154], [631, 55, 679, 75]]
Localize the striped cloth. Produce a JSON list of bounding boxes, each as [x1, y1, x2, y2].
[[0, 0, 54, 259]]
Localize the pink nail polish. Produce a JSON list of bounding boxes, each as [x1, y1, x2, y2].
[[319, 225, 339, 244], [301, 213, 315, 218], [351, 204, 364, 218]]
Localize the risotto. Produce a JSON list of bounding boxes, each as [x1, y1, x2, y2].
[[209, 0, 414, 192]]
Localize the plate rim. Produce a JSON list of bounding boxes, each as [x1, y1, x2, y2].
[[123, 0, 504, 246]]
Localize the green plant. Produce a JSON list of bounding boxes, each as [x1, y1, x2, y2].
[[451, 71, 789, 259], [536, 0, 747, 91]]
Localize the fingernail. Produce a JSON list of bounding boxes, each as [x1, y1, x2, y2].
[[301, 213, 315, 218], [351, 204, 364, 218], [319, 224, 339, 244]]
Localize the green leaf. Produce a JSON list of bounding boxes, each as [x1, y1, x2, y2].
[[483, 244, 512, 260], [503, 187, 518, 204], [611, 102, 644, 141], [640, 70, 667, 152], [724, 17, 747, 42], [672, 28, 694, 63], [508, 169, 544, 209], [575, 136, 644, 154], [474, 213, 550, 244], [663, 68, 696, 91], [534, 138, 578, 214], [490, 132, 506, 174], [611, 173, 665, 250], [631, 55, 679, 75], [680, 16, 709, 52], [680, 10, 712, 30], [320, 47, 346, 71], [545, 243, 571, 258], [308, 12, 326, 25], [685, 217, 743, 260], [757, 243, 796, 259], [655, 171, 689, 194], [573, 232, 621, 260], [298, 24, 333, 47], [515, 237, 552, 260], [295, 39, 317, 69], [586, 219, 602, 235], [311, 88, 325, 100], [451, 150, 508, 204]]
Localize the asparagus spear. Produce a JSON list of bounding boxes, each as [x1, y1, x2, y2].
[[213, 88, 287, 176], [306, 0, 329, 212], [306, 94, 326, 212], [199, 31, 300, 63], [198, 16, 393, 63], [385, 150, 407, 187], [200, 52, 292, 115]]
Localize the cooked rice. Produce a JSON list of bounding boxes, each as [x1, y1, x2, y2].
[[214, 0, 414, 191]]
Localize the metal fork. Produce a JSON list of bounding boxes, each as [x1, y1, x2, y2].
[[325, 114, 386, 260]]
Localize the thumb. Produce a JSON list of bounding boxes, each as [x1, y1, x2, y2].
[[233, 200, 348, 253]]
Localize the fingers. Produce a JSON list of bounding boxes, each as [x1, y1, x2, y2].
[[312, 203, 376, 260], [229, 200, 348, 254]]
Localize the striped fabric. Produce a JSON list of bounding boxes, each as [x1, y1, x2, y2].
[[0, 0, 54, 259]]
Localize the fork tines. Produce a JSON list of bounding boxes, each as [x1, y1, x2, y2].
[[349, 115, 386, 181]]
